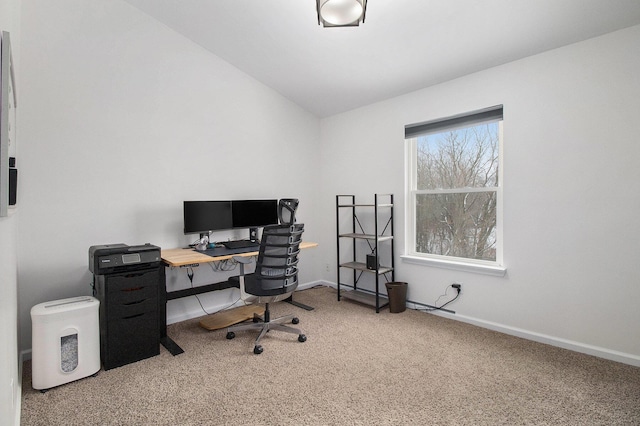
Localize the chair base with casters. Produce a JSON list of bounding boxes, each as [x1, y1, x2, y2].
[[225, 302, 306, 355]]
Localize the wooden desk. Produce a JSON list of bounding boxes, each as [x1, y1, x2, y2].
[[161, 241, 318, 267], [159, 242, 318, 355]]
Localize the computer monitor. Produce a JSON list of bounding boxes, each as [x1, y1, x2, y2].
[[232, 200, 279, 241], [231, 200, 278, 228], [183, 201, 233, 238]]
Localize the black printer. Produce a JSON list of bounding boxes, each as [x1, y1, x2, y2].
[[89, 243, 161, 274]]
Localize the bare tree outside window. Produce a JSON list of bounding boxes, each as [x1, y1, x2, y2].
[[414, 123, 499, 261]]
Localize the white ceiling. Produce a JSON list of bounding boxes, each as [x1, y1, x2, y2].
[[123, 0, 640, 118]]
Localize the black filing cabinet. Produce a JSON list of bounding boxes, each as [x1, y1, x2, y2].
[[89, 244, 163, 370]]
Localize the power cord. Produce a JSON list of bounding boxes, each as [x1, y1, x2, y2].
[[417, 284, 461, 312], [184, 264, 243, 316], [208, 259, 238, 272]]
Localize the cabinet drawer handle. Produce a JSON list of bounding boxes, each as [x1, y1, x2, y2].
[[120, 286, 144, 292], [124, 299, 147, 306], [124, 272, 147, 278], [123, 313, 145, 320]]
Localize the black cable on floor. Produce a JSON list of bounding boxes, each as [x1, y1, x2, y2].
[[415, 284, 461, 313]]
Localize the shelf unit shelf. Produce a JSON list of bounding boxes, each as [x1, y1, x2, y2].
[[339, 288, 389, 309], [336, 194, 394, 313], [339, 262, 393, 275], [338, 233, 393, 242]]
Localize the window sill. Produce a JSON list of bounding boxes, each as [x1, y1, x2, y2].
[[401, 255, 507, 277]]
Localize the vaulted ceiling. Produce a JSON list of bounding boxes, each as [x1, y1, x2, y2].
[[123, 0, 640, 117]]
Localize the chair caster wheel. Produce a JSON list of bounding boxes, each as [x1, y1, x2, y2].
[[298, 334, 307, 343], [253, 345, 263, 355], [292, 317, 300, 324], [226, 332, 235, 340]]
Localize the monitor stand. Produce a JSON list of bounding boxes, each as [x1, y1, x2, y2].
[[249, 227, 258, 243], [195, 232, 210, 250]]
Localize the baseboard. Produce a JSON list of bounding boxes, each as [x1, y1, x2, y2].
[[322, 280, 640, 367], [297, 280, 328, 291], [406, 301, 640, 367], [16, 350, 25, 426]]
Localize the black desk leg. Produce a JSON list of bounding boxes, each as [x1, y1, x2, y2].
[[159, 267, 184, 355], [160, 336, 184, 356], [285, 295, 314, 311]]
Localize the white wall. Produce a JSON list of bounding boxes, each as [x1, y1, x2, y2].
[[318, 25, 640, 365], [0, 0, 21, 422], [13, 0, 640, 388], [17, 0, 321, 352]]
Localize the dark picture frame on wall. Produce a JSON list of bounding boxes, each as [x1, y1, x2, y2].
[[1, 30, 17, 217]]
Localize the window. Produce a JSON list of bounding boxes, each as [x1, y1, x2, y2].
[[404, 106, 504, 272]]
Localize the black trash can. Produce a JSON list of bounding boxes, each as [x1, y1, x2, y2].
[[385, 282, 408, 313]]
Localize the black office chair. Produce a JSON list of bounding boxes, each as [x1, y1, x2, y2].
[[226, 222, 306, 354]]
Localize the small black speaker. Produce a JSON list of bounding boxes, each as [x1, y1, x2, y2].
[[9, 168, 17, 205], [366, 254, 378, 270]]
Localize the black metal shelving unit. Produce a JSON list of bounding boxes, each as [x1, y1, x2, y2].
[[336, 194, 394, 313]]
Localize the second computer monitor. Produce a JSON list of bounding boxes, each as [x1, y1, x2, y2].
[[231, 199, 279, 229]]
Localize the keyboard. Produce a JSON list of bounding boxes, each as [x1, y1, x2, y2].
[[222, 240, 260, 249]]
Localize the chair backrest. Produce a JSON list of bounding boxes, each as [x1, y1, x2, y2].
[[278, 199, 299, 225], [250, 223, 304, 296]]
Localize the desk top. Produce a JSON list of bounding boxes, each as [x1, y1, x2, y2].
[[162, 241, 318, 267]]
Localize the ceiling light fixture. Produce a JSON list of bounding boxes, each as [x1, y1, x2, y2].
[[317, 0, 367, 27]]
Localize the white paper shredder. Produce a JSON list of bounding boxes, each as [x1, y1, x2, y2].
[[31, 296, 101, 390]]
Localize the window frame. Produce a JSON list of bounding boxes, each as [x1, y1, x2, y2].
[[403, 107, 506, 276]]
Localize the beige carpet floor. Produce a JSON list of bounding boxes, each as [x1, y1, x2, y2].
[[21, 286, 640, 425]]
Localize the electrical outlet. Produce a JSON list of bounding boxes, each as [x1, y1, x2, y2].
[[325, 263, 330, 272]]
